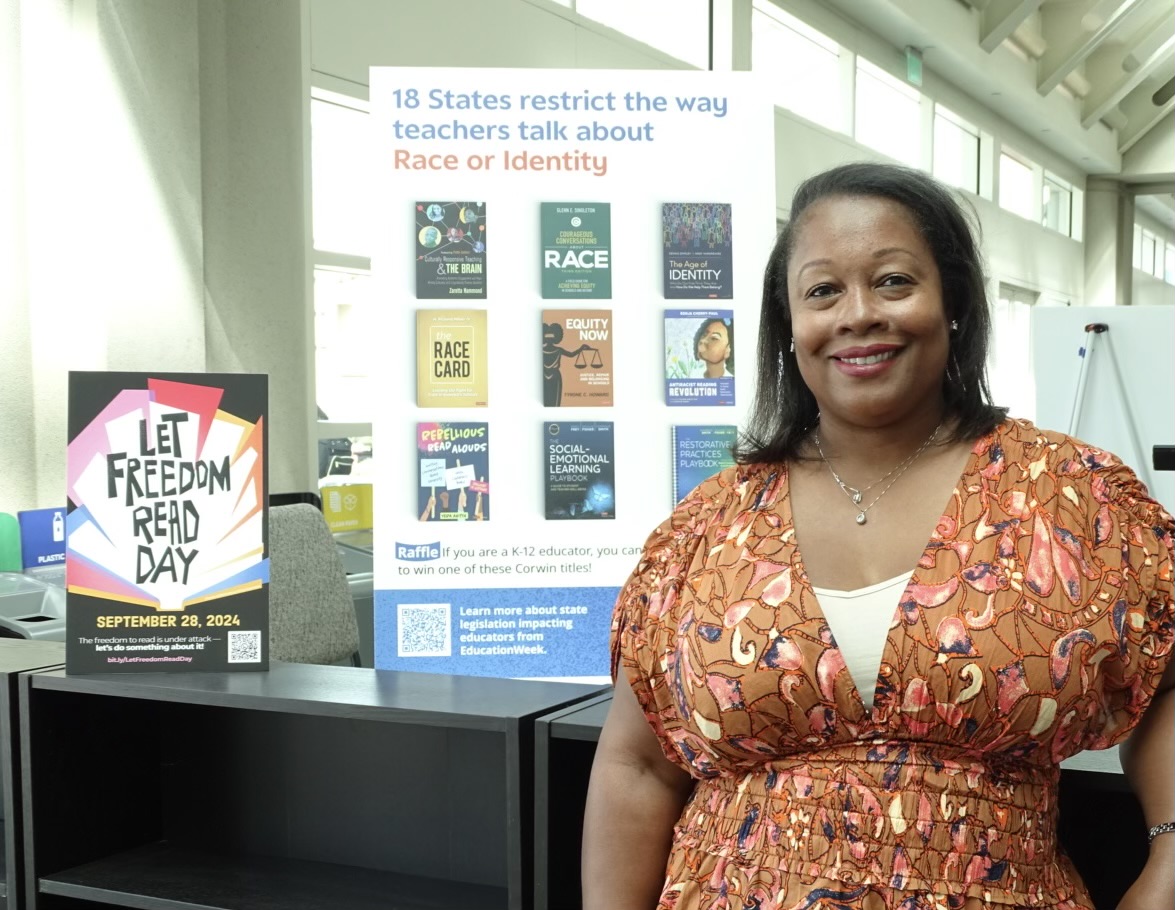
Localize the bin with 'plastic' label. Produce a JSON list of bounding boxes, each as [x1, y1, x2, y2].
[[0, 572, 66, 640]]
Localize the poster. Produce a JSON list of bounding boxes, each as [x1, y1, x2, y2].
[[415, 201, 487, 299], [671, 425, 737, 503], [372, 68, 775, 679], [417, 422, 490, 522], [544, 421, 615, 520], [663, 202, 733, 298], [664, 308, 736, 406], [541, 203, 612, 298], [541, 309, 613, 407], [416, 309, 489, 407], [65, 372, 268, 673]]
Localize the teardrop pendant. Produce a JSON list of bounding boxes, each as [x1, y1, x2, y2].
[[855, 512, 867, 525]]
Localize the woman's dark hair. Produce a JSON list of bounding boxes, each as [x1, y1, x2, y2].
[[736, 162, 1006, 464], [693, 317, 734, 373]]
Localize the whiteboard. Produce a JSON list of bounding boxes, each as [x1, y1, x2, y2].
[[1032, 306, 1175, 513]]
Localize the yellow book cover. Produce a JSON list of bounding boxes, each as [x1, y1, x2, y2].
[[416, 309, 488, 408]]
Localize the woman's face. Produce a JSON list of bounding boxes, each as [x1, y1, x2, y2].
[[786, 195, 950, 430], [697, 321, 731, 365]]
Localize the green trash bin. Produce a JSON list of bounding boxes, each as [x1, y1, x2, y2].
[[0, 513, 21, 573]]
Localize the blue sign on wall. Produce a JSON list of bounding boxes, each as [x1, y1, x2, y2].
[[375, 585, 616, 678], [18, 508, 67, 570]]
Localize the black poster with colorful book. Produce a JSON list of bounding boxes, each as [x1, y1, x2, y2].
[[544, 421, 615, 520], [415, 201, 487, 299], [65, 372, 269, 674]]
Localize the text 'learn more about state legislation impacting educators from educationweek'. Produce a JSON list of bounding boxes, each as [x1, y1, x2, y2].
[[387, 87, 730, 178]]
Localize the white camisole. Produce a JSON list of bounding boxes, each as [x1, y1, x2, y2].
[[810, 572, 913, 710]]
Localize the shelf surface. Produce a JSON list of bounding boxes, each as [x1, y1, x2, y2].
[[41, 841, 507, 910], [548, 693, 611, 742], [0, 639, 64, 675], [33, 663, 606, 730]]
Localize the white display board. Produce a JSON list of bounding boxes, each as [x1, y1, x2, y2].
[[1033, 305, 1175, 513], [369, 68, 776, 678]]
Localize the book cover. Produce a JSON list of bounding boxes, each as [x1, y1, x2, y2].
[[415, 201, 486, 299], [544, 421, 615, 520], [663, 202, 733, 298], [416, 309, 489, 408], [664, 309, 735, 407], [671, 425, 737, 503], [65, 372, 269, 674], [417, 422, 490, 522], [540, 203, 611, 298], [541, 309, 613, 407]]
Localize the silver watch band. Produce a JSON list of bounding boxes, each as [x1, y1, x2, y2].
[[1148, 821, 1175, 844]]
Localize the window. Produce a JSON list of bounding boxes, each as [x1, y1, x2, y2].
[[576, 0, 709, 68], [1041, 173, 1072, 236], [932, 105, 979, 193], [998, 150, 1035, 220], [751, 2, 844, 133], [988, 283, 1039, 421], [1166, 243, 1175, 285], [311, 94, 374, 257], [1139, 228, 1157, 276], [854, 58, 921, 167], [314, 268, 376, 422], [1133, 223, 1143, 270], [1150, 234, 1166, 280]]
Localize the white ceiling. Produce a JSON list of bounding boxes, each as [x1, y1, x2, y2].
[[818, 0, 1174, 182]]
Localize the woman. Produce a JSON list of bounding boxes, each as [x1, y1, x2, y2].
[[583, 163, 1173, 909], [690, 317, 735, 379]]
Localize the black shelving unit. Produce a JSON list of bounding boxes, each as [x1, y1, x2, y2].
[[533, 691, 611, 910], [0, 640, 65, 910], [20, 663, 605, 910]]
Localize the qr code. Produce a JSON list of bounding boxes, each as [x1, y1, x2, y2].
[[397, 603, 451, 657], [228, 630, 262, 663]]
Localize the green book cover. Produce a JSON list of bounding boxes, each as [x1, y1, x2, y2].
[[540, 203, 611, 299]]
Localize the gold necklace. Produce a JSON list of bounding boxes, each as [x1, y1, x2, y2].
[[812, 423, 942, 525]]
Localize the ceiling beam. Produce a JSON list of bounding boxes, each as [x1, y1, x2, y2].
[[980, 0, 1045, 53], [1127, 181, 1175, 195], [1038, 0, 1144, 96], [1117, 73, 1175, 153], [1083, 29, 1175, 127]]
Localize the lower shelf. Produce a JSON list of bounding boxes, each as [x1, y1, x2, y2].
[[39, 842, 508, 910]]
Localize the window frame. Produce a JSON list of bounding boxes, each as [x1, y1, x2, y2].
[[932, 103, 980, 194]]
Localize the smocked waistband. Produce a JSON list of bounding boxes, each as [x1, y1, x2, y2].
[[675, 744, 1077, 906]]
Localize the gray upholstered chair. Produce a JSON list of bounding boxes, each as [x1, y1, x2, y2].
[[268, 503, 361, 665]]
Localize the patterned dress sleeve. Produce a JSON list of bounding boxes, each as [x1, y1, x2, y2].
[[1084, 456, 1175, 749], [609, 473, 730, 771]]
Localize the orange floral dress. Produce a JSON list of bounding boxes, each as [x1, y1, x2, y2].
[[612, 419, 1174, 909]]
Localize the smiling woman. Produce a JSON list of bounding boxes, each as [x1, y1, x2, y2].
[[582, 163, 1175, 910]]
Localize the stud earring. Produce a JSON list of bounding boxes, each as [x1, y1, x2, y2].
[[950, 320, 959, 332], [789, 338, 795, 353]]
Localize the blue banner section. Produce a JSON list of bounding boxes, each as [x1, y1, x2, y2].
[[375, 586, 617, 677], [18, 507, 67, 569], [665, 376, 735, 407]]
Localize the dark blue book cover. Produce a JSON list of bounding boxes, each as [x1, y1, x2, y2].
[[671, 425, 737, 503], [544, 421, 614, 519]]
